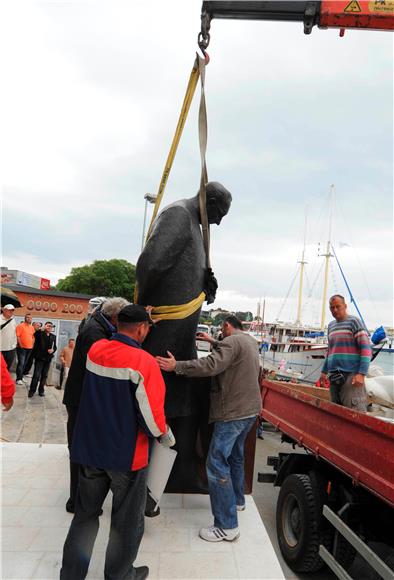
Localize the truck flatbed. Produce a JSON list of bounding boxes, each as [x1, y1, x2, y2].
[[261, 379, 394, 507]]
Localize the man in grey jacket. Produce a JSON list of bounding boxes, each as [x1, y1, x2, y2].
[[157, 315, 261, 542]]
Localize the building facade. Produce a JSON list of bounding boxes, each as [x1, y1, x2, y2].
[[4, 284, 93, 367]]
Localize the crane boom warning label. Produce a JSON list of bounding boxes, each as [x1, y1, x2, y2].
[[344, 1, 361, 11], [369, 0, 394, 13]]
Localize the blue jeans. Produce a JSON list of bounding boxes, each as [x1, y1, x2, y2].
[[206, 416, 256, 529], [60, 465, 147, 580], [16, 347, 31, 381]]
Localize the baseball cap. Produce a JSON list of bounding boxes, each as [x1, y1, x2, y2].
[[3, 304, 15, 310], [117, 305, 150, 324]]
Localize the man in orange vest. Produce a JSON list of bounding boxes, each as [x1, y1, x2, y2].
[[16, 314, 35, 384]]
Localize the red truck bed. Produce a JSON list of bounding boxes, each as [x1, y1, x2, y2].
[[261, 379, 394, 508]]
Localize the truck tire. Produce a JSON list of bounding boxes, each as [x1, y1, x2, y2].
[[276, 473, 324, 572]]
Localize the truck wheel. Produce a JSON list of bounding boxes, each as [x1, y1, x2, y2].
[[276, 473, 324, 572]]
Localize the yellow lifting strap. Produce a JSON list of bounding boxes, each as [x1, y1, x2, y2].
[[135, 54, 211, 321], [150, 291, 206, 322], [145, 56, 201, 242], [145, 54, 210, 266]]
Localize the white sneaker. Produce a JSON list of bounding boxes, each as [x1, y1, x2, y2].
[[16, 379, 25, 385], [199, 525, 240, 542], [236, 504, 246, 511]]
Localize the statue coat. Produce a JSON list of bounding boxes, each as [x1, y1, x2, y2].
[[136, 198, 208, 418]]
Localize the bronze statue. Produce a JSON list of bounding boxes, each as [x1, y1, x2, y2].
[[136, 182, 232, 492]]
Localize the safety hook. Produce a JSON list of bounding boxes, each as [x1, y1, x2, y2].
[[197, 10, 211, 63], [197, 32, 210, 64]]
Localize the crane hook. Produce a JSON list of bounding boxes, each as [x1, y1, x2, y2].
[[198, 10, 211, 63]]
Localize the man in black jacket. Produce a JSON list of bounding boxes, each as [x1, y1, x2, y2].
[[28, 322, 57, 398], [63, 297, 129, 513]]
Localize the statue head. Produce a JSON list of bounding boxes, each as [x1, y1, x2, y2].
[[205, 182, 232, 225]]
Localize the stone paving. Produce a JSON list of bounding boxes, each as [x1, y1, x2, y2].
[[1, 376, 67, 444], [1, 375, 285, 579]]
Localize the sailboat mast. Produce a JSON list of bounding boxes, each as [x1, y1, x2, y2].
[[320, 185, 334, 329], [296, 208, 308, 325]]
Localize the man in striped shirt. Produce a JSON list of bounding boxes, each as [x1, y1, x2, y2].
[[320, 295, 371, 412]]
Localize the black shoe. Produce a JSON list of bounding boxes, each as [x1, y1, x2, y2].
[[145, 492, 160, 517], [39, 392, 45, 397], [28, 391, 34, 398], [134, 566, 149, 580], [65, 500, 74, 513], [145, 505, 160, 517], [257, 434, 264, 440]]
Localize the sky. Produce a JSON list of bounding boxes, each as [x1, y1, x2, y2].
[[2, 1, 393, 329]]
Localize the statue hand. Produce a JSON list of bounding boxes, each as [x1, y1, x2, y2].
[[204, 268, 218, 305], [156, 351, 176, 372]]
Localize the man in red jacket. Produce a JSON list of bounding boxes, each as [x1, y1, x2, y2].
[[60, 305, 174, 580]]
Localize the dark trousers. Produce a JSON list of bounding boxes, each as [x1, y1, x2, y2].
[[29, 359, 51, 395], [330, 373, 368, 412], [66, 405, 80, 508], [16, 347, 31, 381], [1, 349, 16, 370], [60, 465, 147, 580], [23, 349, 34, 375], [59, 365, 65, 387]]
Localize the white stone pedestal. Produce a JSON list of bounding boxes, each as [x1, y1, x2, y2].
[[1, 443, 284, 579]]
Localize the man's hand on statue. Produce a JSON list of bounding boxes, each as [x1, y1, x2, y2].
[[144, 305, 164, 324], [156, 351, 177, 372], [352, 373, 365, 388], [145, 305, 162, 324], [196, 332, 215, 344], [145, 305, 154, 320]]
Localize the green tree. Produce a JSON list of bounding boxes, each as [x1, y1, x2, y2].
[[57, 259, 136, 302], [199, 315, 211, 325]]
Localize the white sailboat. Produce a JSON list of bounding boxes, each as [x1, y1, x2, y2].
[[259, 324, 328, 385], [260, 187, 336, 384], [259, 185, 392, 383]]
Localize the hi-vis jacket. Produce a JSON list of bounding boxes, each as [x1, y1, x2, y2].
[[71, 333, 167, 472]]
